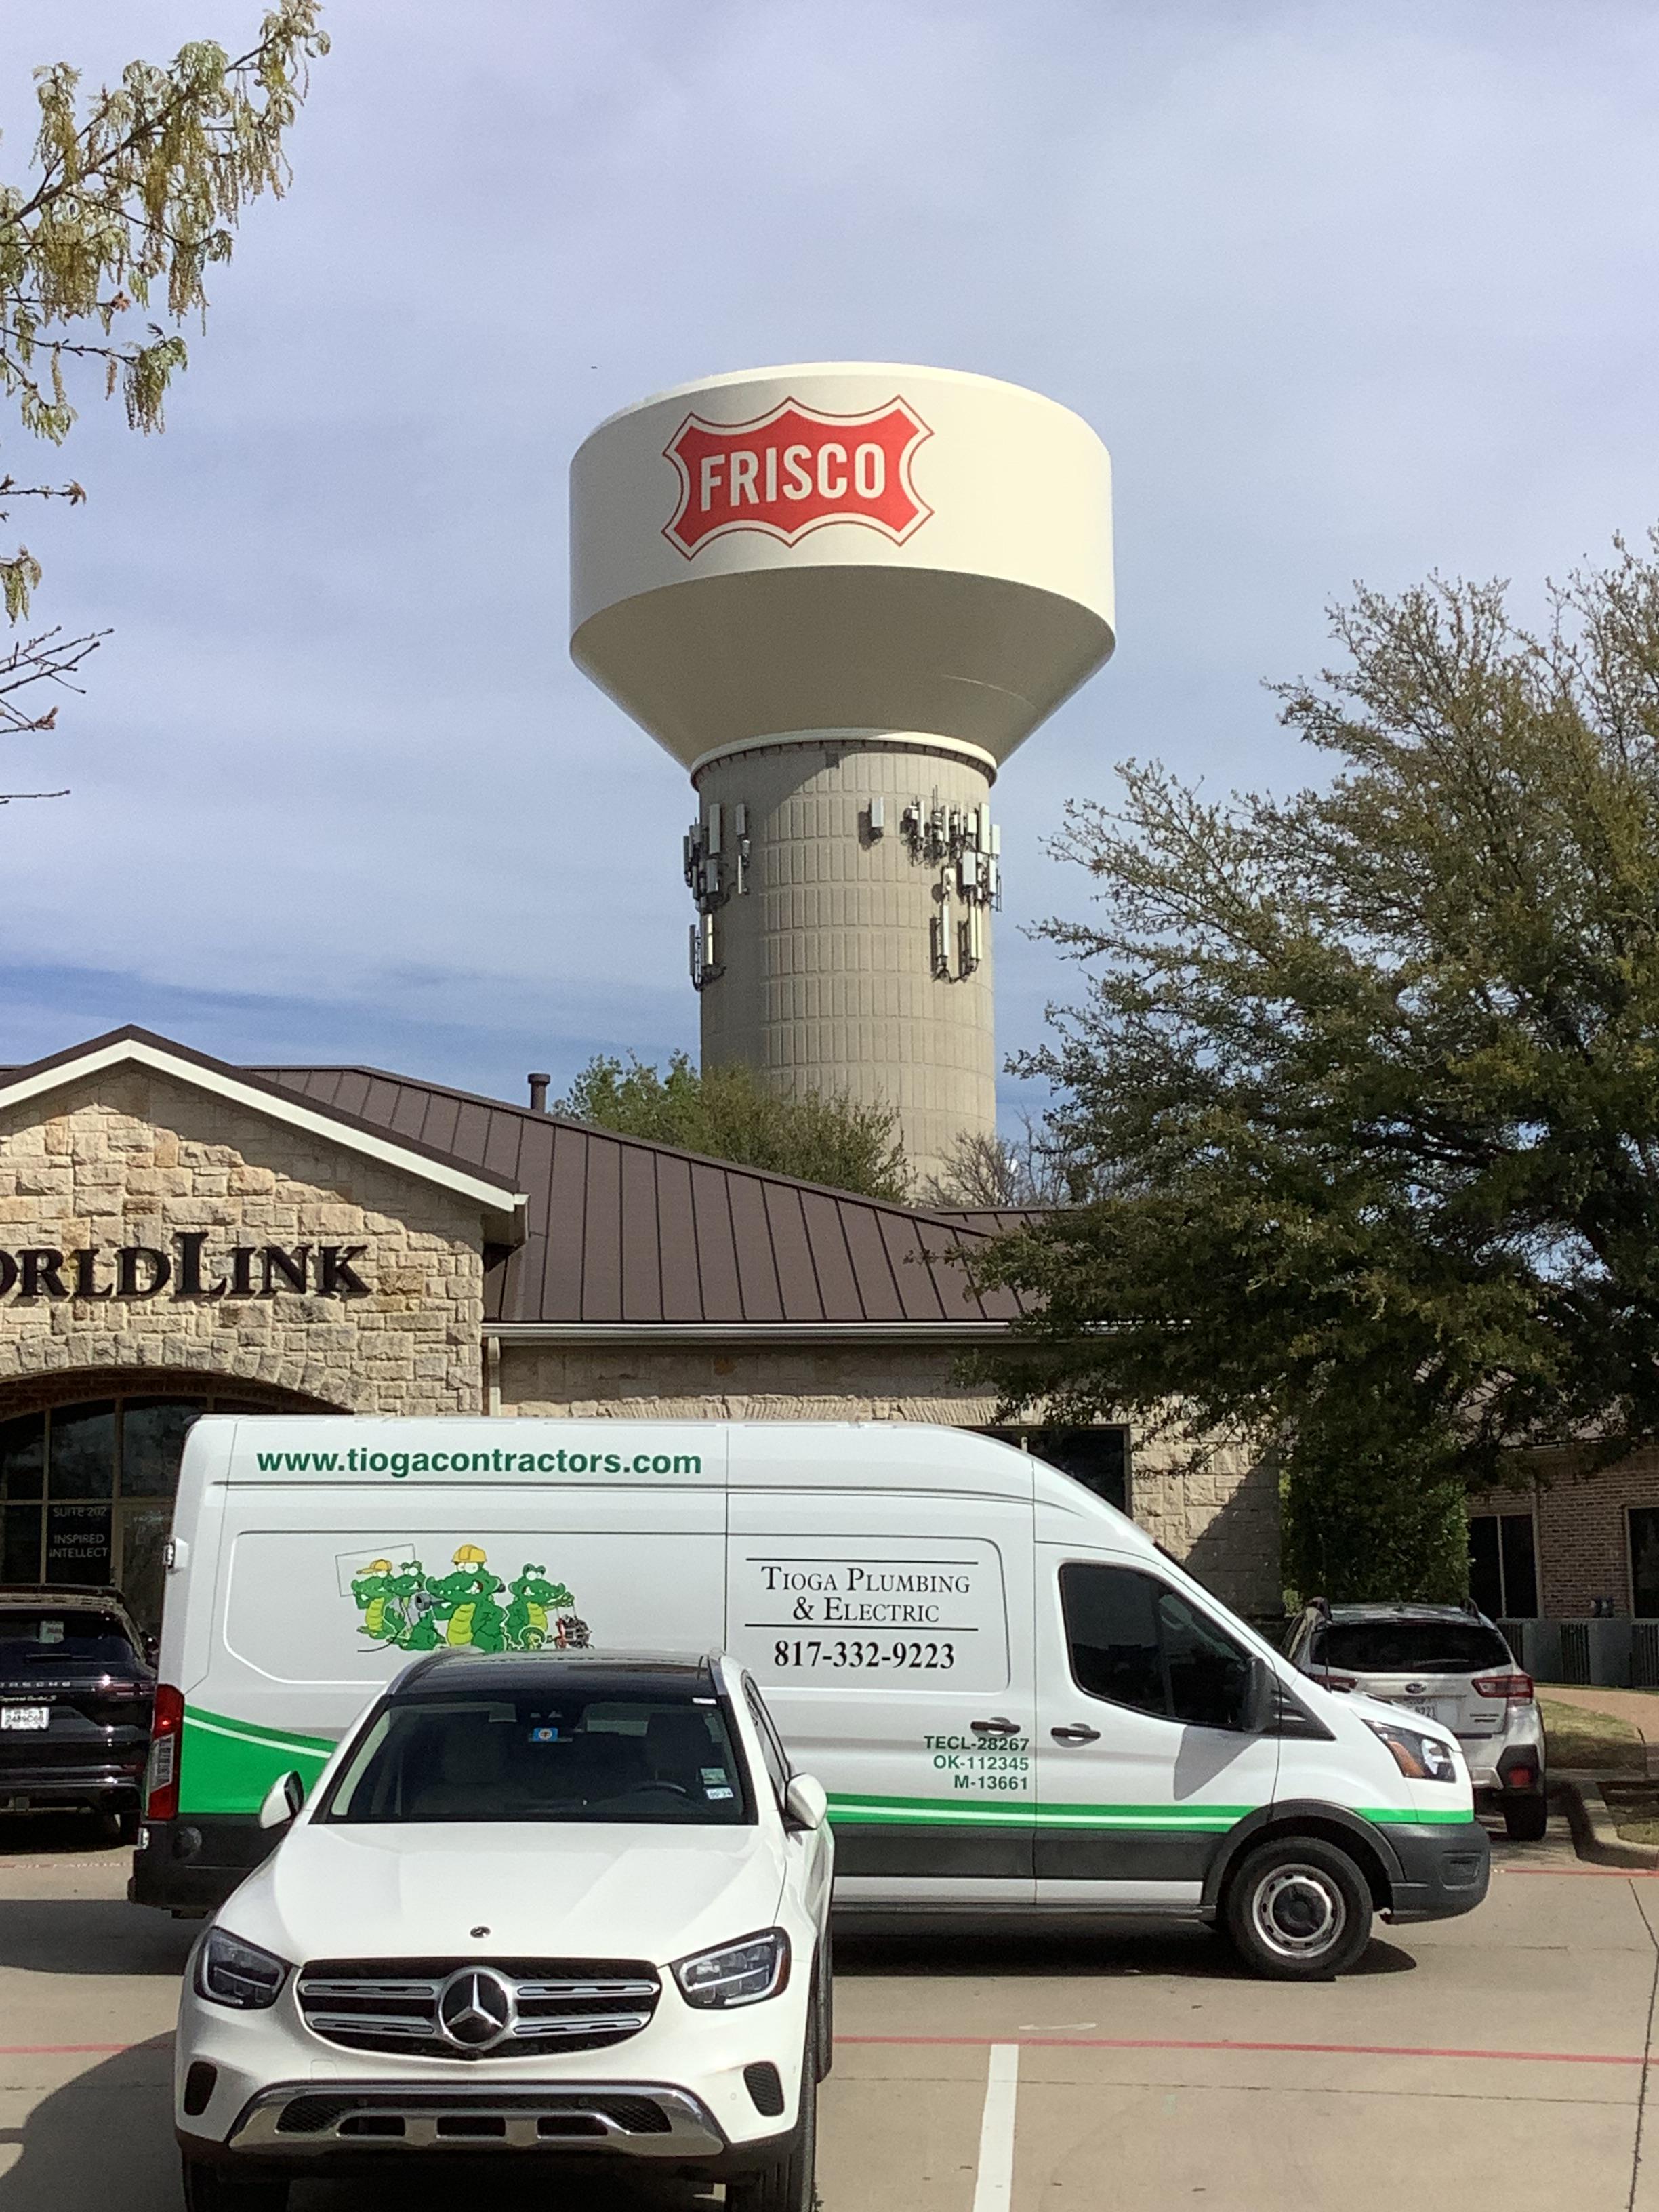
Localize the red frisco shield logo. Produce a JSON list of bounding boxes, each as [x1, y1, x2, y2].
[[663, 396, 933, 557]]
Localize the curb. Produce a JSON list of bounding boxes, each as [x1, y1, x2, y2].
[[1558, 1774, 1659, 1869]]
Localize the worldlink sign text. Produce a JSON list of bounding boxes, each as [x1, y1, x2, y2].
[[0, 1234, 371, 1300]]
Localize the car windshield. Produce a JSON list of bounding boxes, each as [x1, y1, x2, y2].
[[321, 1686, 754, 1826], [0, 1609, 137, 1668], [1315, 1621, 1511, 1674]]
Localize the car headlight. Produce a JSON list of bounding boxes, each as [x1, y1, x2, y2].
[[195, 1925, 290, 2010], [1364, 1717, 1459, 1784], [672, 1929, 790, 2009]]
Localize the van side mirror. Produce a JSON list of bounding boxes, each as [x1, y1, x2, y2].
[[783, 1774, 828, 1832], [258, 1770, 306, 1831]]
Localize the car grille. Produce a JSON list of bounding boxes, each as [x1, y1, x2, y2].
[[275, 2090, 672, 2137], [232, 2081, 724, 2157], [296, 1958, 661, 2060]]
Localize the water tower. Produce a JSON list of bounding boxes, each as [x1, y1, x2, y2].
[[569, 363, 1115, 1185]]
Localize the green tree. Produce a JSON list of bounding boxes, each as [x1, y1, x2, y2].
[[558, 1053, 912, 1202], [0, 4, 327, 780], [968, 537, 1659, 1601]]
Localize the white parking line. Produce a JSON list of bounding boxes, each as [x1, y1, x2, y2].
[[972, 2042, 1020, 2212]]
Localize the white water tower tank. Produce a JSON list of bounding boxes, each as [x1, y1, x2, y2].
[[569, 362, 1115, 1186]]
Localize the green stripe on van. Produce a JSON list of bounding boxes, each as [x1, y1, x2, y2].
[[827, 1794, 1252, 1830], [1357, 1806, 1471, 1826], [180, 1706, 337, 1817], [827, 1795, 1470, 1832], [186, 1706, 335, 1755]]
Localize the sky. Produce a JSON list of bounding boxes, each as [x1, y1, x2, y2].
[[3, 0, 1658, 1120]]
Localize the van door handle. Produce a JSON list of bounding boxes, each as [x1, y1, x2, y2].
[[971, 1717, 1020, 1736], [1050, 1723, 1102, 1745]]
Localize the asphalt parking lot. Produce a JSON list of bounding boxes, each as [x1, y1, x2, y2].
[[0, 1813, 1656, 2212]]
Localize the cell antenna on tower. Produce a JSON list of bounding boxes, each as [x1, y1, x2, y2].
[[569, 362, 1115, 1185]]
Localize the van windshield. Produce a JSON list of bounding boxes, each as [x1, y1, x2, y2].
[[321, 1687, 754, 1826], [1315, 1621, 1511, 1675]]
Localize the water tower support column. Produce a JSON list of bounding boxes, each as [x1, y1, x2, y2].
[[687, 735, 998, 1185]]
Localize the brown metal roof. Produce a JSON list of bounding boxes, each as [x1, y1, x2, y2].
[[922, 1208, 1061, 1235], [251, 1062, 1025, 1330]]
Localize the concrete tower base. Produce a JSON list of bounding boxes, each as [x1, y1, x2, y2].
[[691, 737, 996, 1189]]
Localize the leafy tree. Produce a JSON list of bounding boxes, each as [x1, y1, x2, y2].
[[558, 1052, 912, 1203], [0, 3, 327, 785], [968, 537, 1659, 1601]]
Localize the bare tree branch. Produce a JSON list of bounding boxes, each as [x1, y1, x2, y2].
[[0, 623, 104, 796]]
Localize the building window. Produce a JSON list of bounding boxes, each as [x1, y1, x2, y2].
[[980, 1427, 1129, 1515], [1631, 1509, 1659, 1620], [0, 1392, 272, 1629], [1468, 1510, 1539, 1620]]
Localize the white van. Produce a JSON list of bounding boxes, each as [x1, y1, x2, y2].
[[133, 1418, 1490, 1978]]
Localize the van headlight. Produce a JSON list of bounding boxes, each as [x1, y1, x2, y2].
[[1364, 1717, 1459, 1784], [196, 1926, 290, 2010], [672, 1929, 790, 2009]]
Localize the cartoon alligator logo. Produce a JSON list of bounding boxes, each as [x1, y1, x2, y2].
[[348, 1547, 590, 1654]]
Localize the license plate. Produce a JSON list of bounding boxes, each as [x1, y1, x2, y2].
[[1402, 1698, 1442, 1721], [0, 1706, 49, 1731]]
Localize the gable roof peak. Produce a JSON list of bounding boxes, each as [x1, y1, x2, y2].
[[0, 1027, 525, 1237]]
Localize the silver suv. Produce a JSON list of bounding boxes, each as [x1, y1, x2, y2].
[[1284, 1603, 1547, 1841]]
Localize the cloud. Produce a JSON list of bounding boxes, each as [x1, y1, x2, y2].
[[3, 0, 1657, 1108]]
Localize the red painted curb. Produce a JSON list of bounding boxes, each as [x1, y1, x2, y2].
[[1500, 1865, 1659, 1879], [0, 2042, 136, 2055], [838, 2032, 1649, 2068], [4, 2030, 1647, 2072]]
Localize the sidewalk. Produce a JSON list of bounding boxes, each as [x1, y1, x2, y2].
[[1540, 1683, 1659, 1743]]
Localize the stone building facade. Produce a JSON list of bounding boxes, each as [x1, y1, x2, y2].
[[0, 1026, 1282, 1633], [0, 1061, 490, 1414], [495, 1331, 1282, 1618]]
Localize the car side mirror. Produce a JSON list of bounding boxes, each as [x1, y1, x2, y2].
[[783, 1774, 828, 1832], [258, 1770, 306, 1831]]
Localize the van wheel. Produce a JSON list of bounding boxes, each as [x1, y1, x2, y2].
[[180, 2154, 289, 2211], [1224, 1837, 1373, 1980], [1503, 1793, 1549, 1842], [728, 2022, 817, 2211]]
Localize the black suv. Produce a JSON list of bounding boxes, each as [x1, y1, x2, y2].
[[0, 1586, 155, 1837]]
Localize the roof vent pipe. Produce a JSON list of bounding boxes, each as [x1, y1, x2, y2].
[[527, 1072, 550, 1113]]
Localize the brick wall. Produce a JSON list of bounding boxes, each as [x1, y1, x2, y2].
[[498, 1340, 1284, 1616], [1471, 1449, 1659, 1618], [0, 1067, 486, 1414]]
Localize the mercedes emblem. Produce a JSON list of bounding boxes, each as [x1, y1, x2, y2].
[[436, 1966, 515, 2052]]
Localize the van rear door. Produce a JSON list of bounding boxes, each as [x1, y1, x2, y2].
[[725, 1427, 1036, 1907]]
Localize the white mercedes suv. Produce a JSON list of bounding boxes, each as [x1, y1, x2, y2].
[[173, 1651, 834, 2211]]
